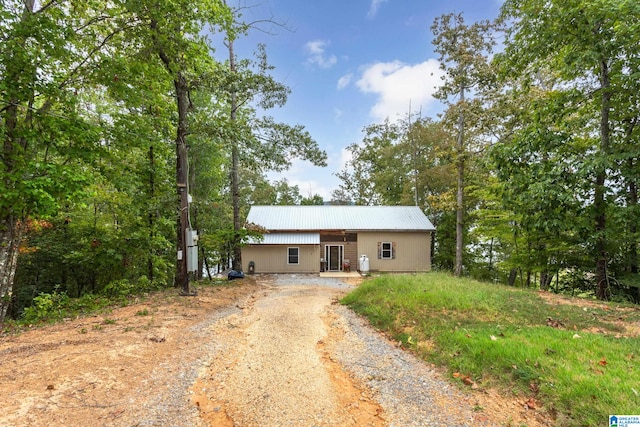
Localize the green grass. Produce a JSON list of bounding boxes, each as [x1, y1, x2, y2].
[[341, 273, 640, 426]]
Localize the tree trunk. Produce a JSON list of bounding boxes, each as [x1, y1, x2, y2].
[[166, 72, 191, 293], [0, 217, 24, 323], [595, 59, 611, 300], [508, 268, 517, 286], [454, 84, 465, 277], [228, 37, 243, 271], [147, 144, 155, 282], [628, 160, 638, 275], [152, 18, 192, 294], [540, 270, 552, 291]]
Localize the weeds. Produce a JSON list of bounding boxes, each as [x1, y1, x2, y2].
[[20, 292, 113, 325]]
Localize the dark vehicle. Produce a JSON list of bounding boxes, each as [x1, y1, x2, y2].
[[227, 270, 245, 280]]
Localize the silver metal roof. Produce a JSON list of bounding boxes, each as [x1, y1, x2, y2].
[[247, 232, 320, 245], [246, 206, 435, 231]]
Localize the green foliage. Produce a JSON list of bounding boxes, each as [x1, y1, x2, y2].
[[493, 0, 640, 299], [20, 291, 112, 325], [103, 278, 163, 298], [135, 308, 150, 316], [342, 273, 640, 426]]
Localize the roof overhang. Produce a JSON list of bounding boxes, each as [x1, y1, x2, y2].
[[247, 232, 320, 245]]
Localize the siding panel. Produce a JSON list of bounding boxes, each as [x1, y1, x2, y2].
[[242, 245, 320, 273], [357, 232, 431, 272]]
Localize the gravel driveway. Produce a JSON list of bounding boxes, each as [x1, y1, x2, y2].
[[1, 274, 548, 427], [191, 274, 529, 426]]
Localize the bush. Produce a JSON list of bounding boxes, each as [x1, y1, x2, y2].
[[22, 292, 70, 323]]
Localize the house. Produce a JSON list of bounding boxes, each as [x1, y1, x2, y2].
[[241, 205, 435, 274]]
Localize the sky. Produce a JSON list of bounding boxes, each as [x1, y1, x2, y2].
[[227, 0, 503, 201]]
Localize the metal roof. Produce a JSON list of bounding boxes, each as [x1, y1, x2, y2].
[[247, 232, 320, 245], [246, 206, 436, 231]]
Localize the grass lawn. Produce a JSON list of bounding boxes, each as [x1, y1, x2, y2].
[[341, 272, 640, 427]]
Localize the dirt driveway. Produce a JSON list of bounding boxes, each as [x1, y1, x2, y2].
[[0, 275, 549, 426]]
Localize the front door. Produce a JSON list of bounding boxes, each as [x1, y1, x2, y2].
[[326, 245, 343, 271]]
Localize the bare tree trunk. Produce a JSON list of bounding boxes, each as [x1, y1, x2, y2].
[[627, 156, 638, 275], [595, 59, 611, 300], [627, 158, 638, 304], [540, 270, 552, 291], [508, 269, 517, 286], [228, 37, 242, 272], [0, 217, 24, 323], [454, 84, 465, 277], [147, 144, 155, 282]]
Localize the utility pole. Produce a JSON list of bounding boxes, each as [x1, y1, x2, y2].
[[177, 140, 191, 295], [173, 72, 195, 296], [151, 20, 197, 296]]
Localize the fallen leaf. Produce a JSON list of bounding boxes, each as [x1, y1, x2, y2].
[[452, 372, 461, 378], [572, 334, 581, 339], [46, 384, 55, 390], [525, 398, 537, 409], [598, 358, 607, 367], [490, 335, 498, 341], [546, 317, 564, 328]]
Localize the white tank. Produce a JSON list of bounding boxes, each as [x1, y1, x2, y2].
[[359, 255, 370, 274]]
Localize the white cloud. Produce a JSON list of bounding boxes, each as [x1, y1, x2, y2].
[[367, 0, 388, 18], [337, 73, 353, 90], [356, 59, 444, 122], [305, 40, 337, 69]]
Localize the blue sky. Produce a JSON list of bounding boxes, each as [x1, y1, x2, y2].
[[228, 0, 503, 200]]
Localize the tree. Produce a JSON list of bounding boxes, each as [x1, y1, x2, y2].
[[125, 0, 232, 293], [431, 13, 497, 276], [216, 6, 327, 270], [334, 120, 401, 206], [498, 0, 640, 299], [301, 194, 324, 205], [0, 1, 126, 321]]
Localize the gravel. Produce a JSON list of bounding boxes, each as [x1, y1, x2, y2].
[[132, 305, 245, 426], [137, 275, 500, 426], [329, 304, 482, 426]]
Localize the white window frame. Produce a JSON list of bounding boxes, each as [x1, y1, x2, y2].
[[287, 247, 300, 265], [381, 242, 393, 259], [325, 244, 344, 271]]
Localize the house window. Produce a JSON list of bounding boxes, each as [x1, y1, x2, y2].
[[381, 242, 393, 259], [288, 247, 299, 264]]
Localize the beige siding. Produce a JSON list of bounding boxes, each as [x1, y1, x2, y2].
[[357, 231, 431, 272], [343, 242, 358, 271], [242, 245, 320, 273]]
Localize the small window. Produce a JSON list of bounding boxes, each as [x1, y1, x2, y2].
[[381, 242, 392, 259], [288, 247, 299, 264]]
